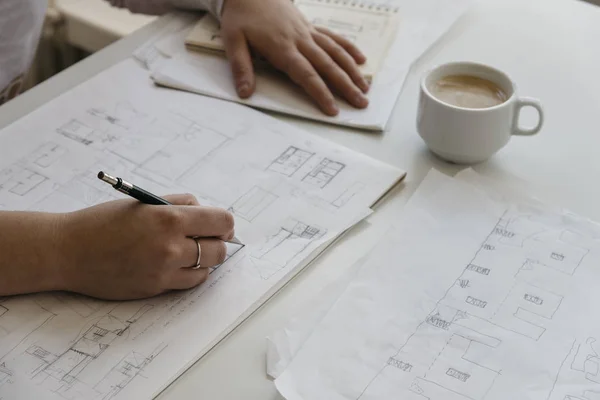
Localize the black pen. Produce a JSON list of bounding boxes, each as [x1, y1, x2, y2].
[[97, 171, 242, 245]]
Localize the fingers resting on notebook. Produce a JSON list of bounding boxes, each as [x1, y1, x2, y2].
[[220, 0, 370, 116]]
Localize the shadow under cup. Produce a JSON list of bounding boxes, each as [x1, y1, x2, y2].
[[417, 62, 535, 165]]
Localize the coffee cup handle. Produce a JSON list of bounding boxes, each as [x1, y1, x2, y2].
[[512, 98, 544, 136]]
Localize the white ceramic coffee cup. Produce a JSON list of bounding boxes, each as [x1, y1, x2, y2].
[[416, 61, 544, 164]]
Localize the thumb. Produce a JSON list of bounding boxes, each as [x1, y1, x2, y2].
[[223, 30, 255, 98]]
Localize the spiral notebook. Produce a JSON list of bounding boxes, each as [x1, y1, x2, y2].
[[185, 0, 400, 81]]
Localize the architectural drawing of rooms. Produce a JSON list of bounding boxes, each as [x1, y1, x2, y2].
[[357, 210, 593, 400], [0, 59, 404, 399]]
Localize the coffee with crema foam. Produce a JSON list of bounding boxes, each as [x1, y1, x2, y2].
[[430, 74, 508, 109]]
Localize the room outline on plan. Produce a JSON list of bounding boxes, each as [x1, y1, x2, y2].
[[356, 208, 594, 400]]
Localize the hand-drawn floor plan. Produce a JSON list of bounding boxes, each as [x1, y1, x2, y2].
[[356, 208, 597, 400], [0, 59, 404, 399]]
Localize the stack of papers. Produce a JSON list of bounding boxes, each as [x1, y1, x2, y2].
[[267, 169, 600, 399], [0, 58, 404, 399], [145, 0, 476, 131]]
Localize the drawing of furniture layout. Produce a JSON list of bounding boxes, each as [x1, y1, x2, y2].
[[93, 345, 166, 400], [57, 119, 119, 149], [87, 101, 150, 131], [250, 218, 326, 280], [25, 305, 155, 399], [267, 146, 314, 176], [358, 211, 591, 400], [302, 158, 345, 188], [0, 165, 48, 197]]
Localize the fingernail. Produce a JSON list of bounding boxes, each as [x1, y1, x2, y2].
[[355, 94, 369, 108], [237, 83, 250, 97], [360, 78, 370, 93], [328, 101, 339, 115]]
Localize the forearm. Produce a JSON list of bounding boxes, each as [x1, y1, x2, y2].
[[105, 0, 225, 18], [0, 212, 67, 296]]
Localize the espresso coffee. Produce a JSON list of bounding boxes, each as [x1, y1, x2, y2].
[[430, 74, 508, 109]]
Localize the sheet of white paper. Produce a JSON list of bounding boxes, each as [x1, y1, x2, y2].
[[0, 59, 403, 399], [274, 169, 600, 400], [265, 169, 565, 379], [266, 253, 367, 379], [132, 11, 196, 71], [150, 0, 475, 131]]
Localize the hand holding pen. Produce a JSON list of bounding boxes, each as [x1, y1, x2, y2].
[[54, 183, 238, 300], [98, 171, 242, 246], [40, 171, 243, 300]]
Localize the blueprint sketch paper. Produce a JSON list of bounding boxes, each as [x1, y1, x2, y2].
[[150, 0, 475, 131], [0, 58, 404, 399], [275, 169, 600, 400], [265, 170, 562, 380]]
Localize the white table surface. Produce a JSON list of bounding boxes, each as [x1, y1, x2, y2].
[[3, 0, 600, 398], [55, 0, 156, 52]]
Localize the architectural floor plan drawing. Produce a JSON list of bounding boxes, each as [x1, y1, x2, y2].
[[274, 171, 600, 400], [250, 218, 327, 280], [359, 211, 584, 399], [0, 59, 404, 399]]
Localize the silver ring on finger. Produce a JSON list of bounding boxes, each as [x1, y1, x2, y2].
[[191, 238, 202, 269]]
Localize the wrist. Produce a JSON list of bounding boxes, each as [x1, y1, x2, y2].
[[39, 213, 73, 292], [49, 212, 86, 293]]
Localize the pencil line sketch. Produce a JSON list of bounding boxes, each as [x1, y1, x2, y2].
[[27, 304, 154, 399], [26, 142, 68, 168], [57, 119, 95, 146], [311, 17, 363, 34], [94, 344, 167, 400], [51, 294, 104, 319], [0, 165, 48, 196], [358, 209, 591, 399], [57, 119, 119, 149], [547, 338, 600, 400], [135, 123, 229, 182], [86, 101, 149, 131], [250, 218, 326, 280], [267, 146, 315, 177], [302, 158, 345, 188], [228, 186, 278, 222], [331, 181, 365, 208], [0, 362, 13, 392]]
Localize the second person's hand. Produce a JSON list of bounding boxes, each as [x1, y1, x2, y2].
[[220, 0, 370, 116]]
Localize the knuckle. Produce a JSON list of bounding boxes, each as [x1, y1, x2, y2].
[[155, 207, 183, 231], [273, 51, 298, 72], [322, 61, 340, 76], [330, 45, 347, 59], [296, 66, 319, 82], [183, 193, 197, 205], [158, 241, 182, 263]]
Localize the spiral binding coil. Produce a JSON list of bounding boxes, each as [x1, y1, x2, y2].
[[302, 0, 399, 13]]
